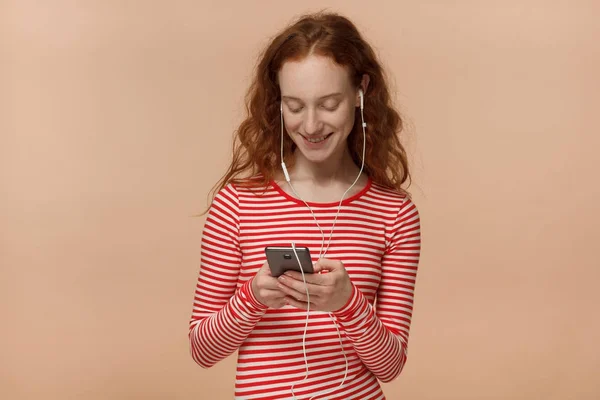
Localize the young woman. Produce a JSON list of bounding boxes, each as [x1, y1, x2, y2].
[[188, 11, 421, 400]]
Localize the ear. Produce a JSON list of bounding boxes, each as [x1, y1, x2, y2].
[[355, 74, 371, 107]]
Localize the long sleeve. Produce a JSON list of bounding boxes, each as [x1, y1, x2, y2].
[[332, 197, 421, 382], [188, 184, 268, 368]]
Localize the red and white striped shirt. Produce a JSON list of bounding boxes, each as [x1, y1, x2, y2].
[[189, 176, 421, 399]]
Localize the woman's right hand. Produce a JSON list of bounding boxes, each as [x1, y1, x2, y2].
[[251, 261, 287, 309]]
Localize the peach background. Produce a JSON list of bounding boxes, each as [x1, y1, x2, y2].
[[2, 1, 599, 399]]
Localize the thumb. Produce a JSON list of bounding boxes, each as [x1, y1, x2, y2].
[[262, 261, 273, 275], [314, 258, 342, 273]]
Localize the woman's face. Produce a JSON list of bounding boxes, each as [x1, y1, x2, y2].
[[277, 54, 360, 165]]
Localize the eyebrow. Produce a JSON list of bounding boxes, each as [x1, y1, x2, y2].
[[282, 93, 343, 101]]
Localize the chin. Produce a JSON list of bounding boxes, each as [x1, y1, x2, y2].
[[298, 147, 345, 165]]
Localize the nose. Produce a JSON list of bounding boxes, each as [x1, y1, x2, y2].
[[302, 109, 323, 136]]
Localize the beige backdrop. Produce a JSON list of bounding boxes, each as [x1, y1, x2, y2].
[[2, 0, 599, 399]]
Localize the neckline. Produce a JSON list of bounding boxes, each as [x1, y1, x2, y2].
[[269, 176, 372, 207]]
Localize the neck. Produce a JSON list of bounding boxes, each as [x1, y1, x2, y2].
[[289, 146, 359, 186]]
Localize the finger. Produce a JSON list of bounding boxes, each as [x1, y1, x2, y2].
[[259, 288, 287, 300], [311, 262, 328, 274], [260, 277, 287, 290], [278, 274, 322, 296], [261, 262, 273, 275], [285, 296, 311, 310], [282, 270, 326, 285], [277, 281, 310, 302], [315, 258, 343, 272]]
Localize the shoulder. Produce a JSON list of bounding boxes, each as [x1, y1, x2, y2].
[[366, 181, 420, 235], [211, 182, 239, 206], [368, 181, 417, 211], [208, 175, 276, 212], [230, 175, 271, 192], [366, 183, 421, 251], [212, 175, 269, 199], [229, 174, 279, 202]]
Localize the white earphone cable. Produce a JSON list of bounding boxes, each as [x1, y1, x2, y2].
[[282, 90, 366, 400], [290, 242, 311, 398]]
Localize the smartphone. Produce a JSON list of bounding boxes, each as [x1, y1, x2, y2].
[[265, 246, 314, 277]]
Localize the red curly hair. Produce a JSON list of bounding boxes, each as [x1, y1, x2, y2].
[[206, 11, 411, 209]]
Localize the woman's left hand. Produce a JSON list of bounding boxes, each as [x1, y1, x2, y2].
[[276, 258, 353, 312]]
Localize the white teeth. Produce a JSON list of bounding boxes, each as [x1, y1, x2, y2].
[[306, 135, 329, 143]]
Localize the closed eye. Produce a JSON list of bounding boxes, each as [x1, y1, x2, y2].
[[321, 104, 339, 111]]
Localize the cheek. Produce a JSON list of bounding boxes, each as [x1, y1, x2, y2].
[[284, 117, 302, 133], [331, 107, 357, 132]]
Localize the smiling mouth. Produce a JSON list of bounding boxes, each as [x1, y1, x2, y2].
[[302, 133, 333, 143]]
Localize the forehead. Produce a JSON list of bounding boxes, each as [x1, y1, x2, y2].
[[278, 54, 352, 99]]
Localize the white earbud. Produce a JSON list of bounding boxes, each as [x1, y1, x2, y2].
[[359, 89, 366, 128], [359, 88, 364, 111]]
